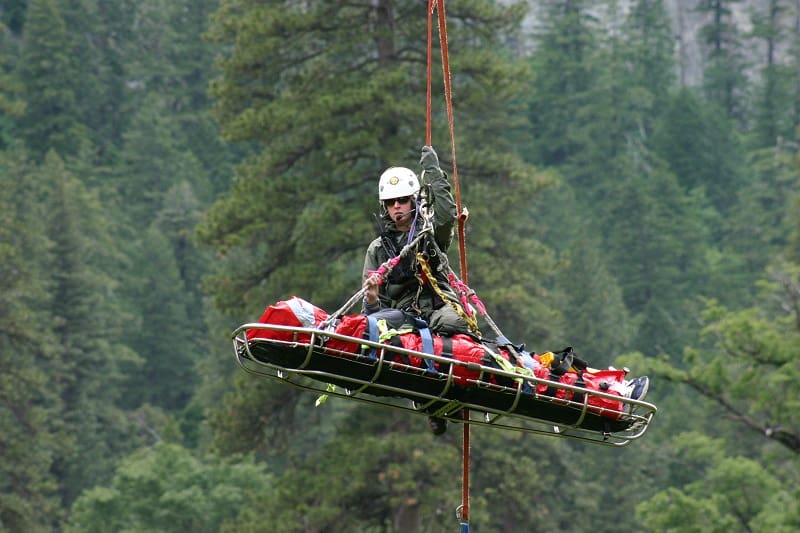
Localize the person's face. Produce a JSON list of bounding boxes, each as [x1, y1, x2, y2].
[[383, 195, 414, 227]]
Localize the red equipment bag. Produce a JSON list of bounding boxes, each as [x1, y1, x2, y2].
[[524, 354, 627, 418], [324, 314, 369, 355], [578, 368, 627, 418], [326, 315, 484, 386], [246, 297, 329, 343], [398, 333, 488, 386]]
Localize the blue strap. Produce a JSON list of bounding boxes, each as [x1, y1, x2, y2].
[[418, 327, 437, 374], [518, 350, 533, 395], [365, 315, 379, 360], [408, 315, 437, 374]]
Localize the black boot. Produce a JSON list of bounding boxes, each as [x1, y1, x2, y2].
[[428, 416, 447, 436]]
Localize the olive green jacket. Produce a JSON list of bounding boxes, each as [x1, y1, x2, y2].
[[362, 166, 459, 316]]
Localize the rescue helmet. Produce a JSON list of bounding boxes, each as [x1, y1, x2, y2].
[[378, 167, 420, 201]]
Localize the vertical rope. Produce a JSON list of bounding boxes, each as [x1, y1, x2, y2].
[[426, 0, 434, 146], [427, 2, 470, 529], [435, 0, 468, 285], [460, 407, 470, 530]]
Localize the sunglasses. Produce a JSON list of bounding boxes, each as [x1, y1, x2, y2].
[[383, 196, 413, 208]]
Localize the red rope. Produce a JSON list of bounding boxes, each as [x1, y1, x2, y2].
[[435, 0, 468, 286], [426, 1, 470, 527], [426, 1, 434, 146]]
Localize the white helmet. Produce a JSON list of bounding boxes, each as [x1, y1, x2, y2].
[[378, 167, 420, 201]]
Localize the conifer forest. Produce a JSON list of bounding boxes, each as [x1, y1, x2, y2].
[[2, 0, 800, 531]]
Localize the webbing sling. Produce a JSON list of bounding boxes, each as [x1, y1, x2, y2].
[[418, 327, 437, 374], [409, 315, 437, 374], [364, 314, 437, 373], [438, 336, 453, 375], [364, 315, 380, 360]]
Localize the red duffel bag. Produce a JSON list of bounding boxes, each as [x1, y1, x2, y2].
[[246, 297, 329, 343]]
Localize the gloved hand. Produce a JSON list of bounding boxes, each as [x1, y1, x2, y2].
[[420, 145, 439, 171]]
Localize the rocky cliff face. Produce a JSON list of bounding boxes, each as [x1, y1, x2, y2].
[[516, 0, 794, 87], [666, 0, 760, 86]]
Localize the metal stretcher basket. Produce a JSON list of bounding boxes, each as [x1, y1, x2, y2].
[[232, 322, 657, 446]]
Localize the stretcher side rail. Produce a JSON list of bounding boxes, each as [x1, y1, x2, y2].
[[232, 323, 657, 446]]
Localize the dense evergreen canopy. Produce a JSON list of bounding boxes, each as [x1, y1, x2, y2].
[[1, 0, 799, 531]]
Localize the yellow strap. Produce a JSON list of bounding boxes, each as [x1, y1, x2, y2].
[[539, 350, 583, 373], [359, 319, 415, 353], [376, 319, 414, 342], [482, 344, 535, 387], [315, 383, 337, 407]]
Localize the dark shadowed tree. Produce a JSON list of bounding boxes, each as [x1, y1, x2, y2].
[[0, 147, 63, 531], [16, 0, 86, 159], [695, 0, 750, 123], [0, 21, 24, 149], [39, 152, 142, 506], [120, 223, 198, 410], [650, 88, 745, 217]]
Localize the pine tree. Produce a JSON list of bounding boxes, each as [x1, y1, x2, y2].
[[199, 2, 564, 529], [155, 181, 209, 313], [621, 0, 675, 122], [526, 0, 601, 168], [0, 21, 24, 149], [556, 230, 633, 364], [651, 87, 745, 216], [117, 94, 212, 224], [748, 0, 798, 148], [726, 134, 800, 281], [525, 0, 675, 201], [0, 147, 63, 531], [38, 152, 141, 506], [123, 0, 236, 197], [58, 0, 137, 160], [695, 0, 749, 123], [525, 0, 689, 357], [121, 223, 197, 410], [637, 257, 800, 529], [16, 0, 86, 159], [598, 141, 710, 356]]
